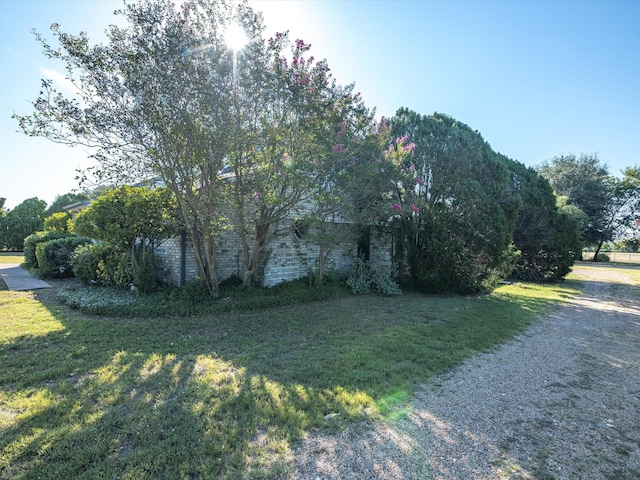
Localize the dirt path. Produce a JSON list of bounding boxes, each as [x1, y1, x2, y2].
[[292, 264, 640, 479]]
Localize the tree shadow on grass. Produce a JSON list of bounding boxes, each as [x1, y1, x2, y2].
[[0, 286, 572, 479]]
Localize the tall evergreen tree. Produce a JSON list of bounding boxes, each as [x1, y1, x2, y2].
[[389, 109, 519, 293]]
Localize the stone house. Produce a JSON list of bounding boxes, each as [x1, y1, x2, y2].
[[64, 182, 392, 288], [155, 218, 391, 287]]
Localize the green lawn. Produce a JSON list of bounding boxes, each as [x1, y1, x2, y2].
[[0, 253, 22, 264], [1, 273, 582, 479]]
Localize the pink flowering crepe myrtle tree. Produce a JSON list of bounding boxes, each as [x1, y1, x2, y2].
[[371, 133, 420, 225], [224, 30, 382, 286]]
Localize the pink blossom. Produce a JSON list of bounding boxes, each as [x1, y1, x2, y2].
[[349, 160, 357, 166], [396, 135, 408, 144], [392, 203, 402, 212], [416, 177, 424, 185], [403, 143, 416, 152], [411, 204, 419, 213], [332, 144, 345, 153], [409, 164, 416, 171], [254, 191, 262, 199], [295, 39, 311, 52]]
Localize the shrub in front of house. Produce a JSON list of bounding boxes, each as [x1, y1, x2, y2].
[[35, 236, 93, 278], [23, 231, 69, 268], [347, 258, 402, 296], [71, 243, 133, 288]]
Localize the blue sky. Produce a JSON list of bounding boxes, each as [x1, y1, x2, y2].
[[1, 0, 639, 209]]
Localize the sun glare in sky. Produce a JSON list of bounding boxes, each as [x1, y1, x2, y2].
[[1, 0, 639, 210], [224, 23, 248, 51]]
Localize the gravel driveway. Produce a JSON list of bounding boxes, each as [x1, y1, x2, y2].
[[291, 264, 640, 479]]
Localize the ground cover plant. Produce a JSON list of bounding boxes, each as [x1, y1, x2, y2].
[[56, 277, 349, 317], [0, 269, 585, 479]]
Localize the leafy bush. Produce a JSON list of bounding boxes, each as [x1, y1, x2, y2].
[[595, 253, 610, 262], [73, 185, 180, 292], [43, 212, 72, 232], [347, 258, 402, 296], [35, 236, 92, 278], [70, 242, 133, 288], [23, 231, 69, 267]]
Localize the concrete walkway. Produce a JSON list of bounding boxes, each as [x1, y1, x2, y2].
[[0, 264, 51, 291]]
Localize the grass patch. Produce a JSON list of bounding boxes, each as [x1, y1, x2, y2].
[[1, 276, 580, 478], [0, 253, 23, 264], [567, 262, 640, 300]]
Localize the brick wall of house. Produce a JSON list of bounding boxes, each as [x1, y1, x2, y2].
[[156, 219, 391, 287], [155, 233, 199, 286]]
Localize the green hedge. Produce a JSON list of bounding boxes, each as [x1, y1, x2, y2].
[[70, 243, 133, 288], [35, 236, 93, 279], [23, 231, 69, 268]]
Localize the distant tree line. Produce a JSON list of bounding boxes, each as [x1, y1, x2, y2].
[[0, 193, 89, 251]]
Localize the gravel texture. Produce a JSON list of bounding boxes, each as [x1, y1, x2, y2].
[[291, 264, 640, 479]]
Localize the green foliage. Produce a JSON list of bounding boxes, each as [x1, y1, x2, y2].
[[43, 211, 72, 232], [509, 161, 581, 281], [23, 230, 69, 267], [70, 242, 132, 287], [96, 251, 134, 288], [539, 156, 640, 263], [611, 238, 639, 252], [595, 252, 611, 262], [59, 275, 349, 317], [0, 197, 47, 251], [538, 153, 612, 247], [74, 185, 180, 292], [73, 186, 180, 251], [389, 110, 519, 293], [347, 258, 402, 296], [14, 0, 383, 293], [34, 236, 92, 278]]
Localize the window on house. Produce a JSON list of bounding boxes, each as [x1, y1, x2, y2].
[[293, 220, 307, 240]]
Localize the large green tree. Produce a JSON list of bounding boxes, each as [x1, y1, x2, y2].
[[220, 33, 383, 286], [388, 109, 519, 293], [0, 198, 47, 251], [537, 153, 612, 252], [15, 0, 376, 292], [538, 154, 639, 260]]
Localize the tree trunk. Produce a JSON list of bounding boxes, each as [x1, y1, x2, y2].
[[190, 224, 219, 294], [593, 240, 605, 262], [243, 222, 269, 287]]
